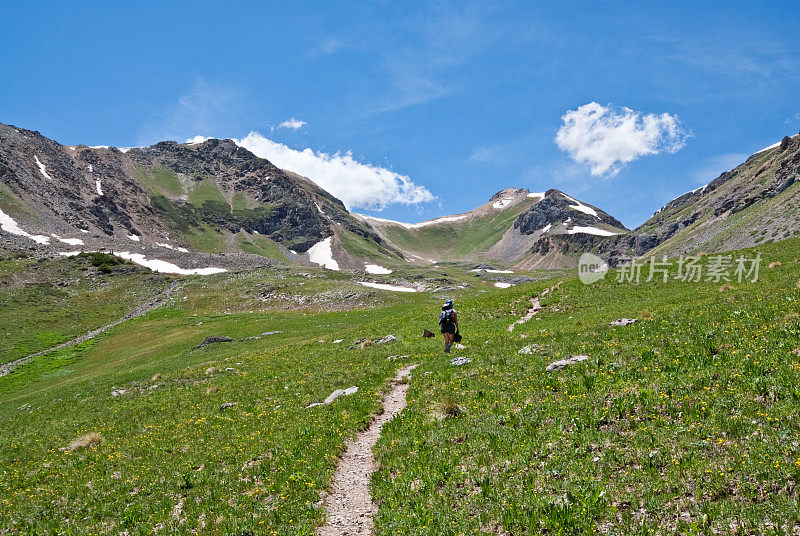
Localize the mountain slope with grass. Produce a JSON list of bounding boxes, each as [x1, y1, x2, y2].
[[0, 122, 400, 273], [598, 132, 800, 262], [357, 188, 628, 268]]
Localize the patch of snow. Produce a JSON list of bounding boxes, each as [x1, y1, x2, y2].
[[365, 263, 392, 274], [90, 146, 110, 149], [95, 179, 103, 196], [51, 234, 84, 246], [34, 156, 53, 180], [527, 192, 546, 199], [540, 223, 552, 233], [566, 226, 620, 236], [356, 213, 469, 229], [494, 282, 513, 288], [177, 247, 189, 253], [567, 199, 598, 218], [486, 269, 514, 274], [314, 202, 324, 214], [307, 236, 339, 270], [0, 208, 51, 244], [127, 234, 140, 242], [492, 197, 515, 209], [59, 251, 82, 257], [118, 147, 138, 153], [185, 135, 210, 145], [80, 229, 89, 233], [155, 242, 174, 250], [756, 140, 781, 153], [358, 282, 417, 293], [87, 164, 94, 173], [111, 251, 227, 276], [289, 249, 298, 255]]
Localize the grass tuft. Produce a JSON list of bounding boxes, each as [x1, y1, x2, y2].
[[439, 395, 463, 419], [65, 432, 103, 452]]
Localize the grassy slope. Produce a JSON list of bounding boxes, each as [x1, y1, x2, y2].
[[1, 239, 799, 534], [376, 200, 536, 262], [0, 254, 170, 365]]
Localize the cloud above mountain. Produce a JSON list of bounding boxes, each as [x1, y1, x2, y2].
[[234, 132, 434, 210], [278, 118, 307, 130], [555, 102, 690, 176]]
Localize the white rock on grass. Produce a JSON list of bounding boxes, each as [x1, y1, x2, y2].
[[610, 318, 637, 326], [546, 355, 588, 372], [450, 357, 471, 366], [307, 386, 358, 408]]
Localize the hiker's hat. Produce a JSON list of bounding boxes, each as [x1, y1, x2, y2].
[[444, 300, 453, 307]]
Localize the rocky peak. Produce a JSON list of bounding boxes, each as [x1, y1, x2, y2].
[[514, 189, 626, 235]]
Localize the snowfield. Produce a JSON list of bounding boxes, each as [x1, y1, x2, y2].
[[0, 208, 51, 244], [492, 198, 515, 209], [34, 156, 53, 181], [494, 282, 513, 288], [112, 251, 227, 276], [540, 223, 552, 233], [365, 263, 393, 274], [563, 194, 599, 218], [52, 234, 84, 246], [566, 226, 620, 236], [307, 237, 340, 270], [358, 282, 417, 292]]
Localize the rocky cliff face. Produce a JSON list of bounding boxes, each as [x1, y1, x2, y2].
[[514, 189, 626, 235]]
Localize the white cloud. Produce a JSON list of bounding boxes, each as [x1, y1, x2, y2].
[[234, 132, 434, 210], [555, 102, 690, 176], [278, 118, 307, 130]]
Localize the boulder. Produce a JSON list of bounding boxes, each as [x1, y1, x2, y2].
[[307, 386, 359, 408], [546, 355, 588, 372]]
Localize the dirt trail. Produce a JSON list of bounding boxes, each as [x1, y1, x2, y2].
[[317, 363, 418, 536], [0, 280, 180, 377], [507, 281, 562, 332]]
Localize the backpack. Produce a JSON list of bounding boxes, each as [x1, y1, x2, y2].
[[439, 309, 455, 326]]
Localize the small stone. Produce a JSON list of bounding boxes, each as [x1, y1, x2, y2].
[[450, 357, 472, 366], [453, 343, 466, 350], [610, 318, 637, 326], [111, 389, 127, 397], [219, 402, 238, 411], [517, 344, 542, 354], [375, 334, 397, 345]]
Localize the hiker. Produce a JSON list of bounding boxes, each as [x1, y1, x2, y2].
[[439, 300, 459, 352]]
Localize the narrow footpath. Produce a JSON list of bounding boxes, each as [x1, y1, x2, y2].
[[507, 280, 562, 332], [317, 364, 418, 536], [0, 280, 180, 377]]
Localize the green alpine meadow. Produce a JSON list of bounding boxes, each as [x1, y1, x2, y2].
[[2, 236, 799, 534]]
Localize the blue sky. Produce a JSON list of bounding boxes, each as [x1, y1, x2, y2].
[[2, 1, 798, 228]]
